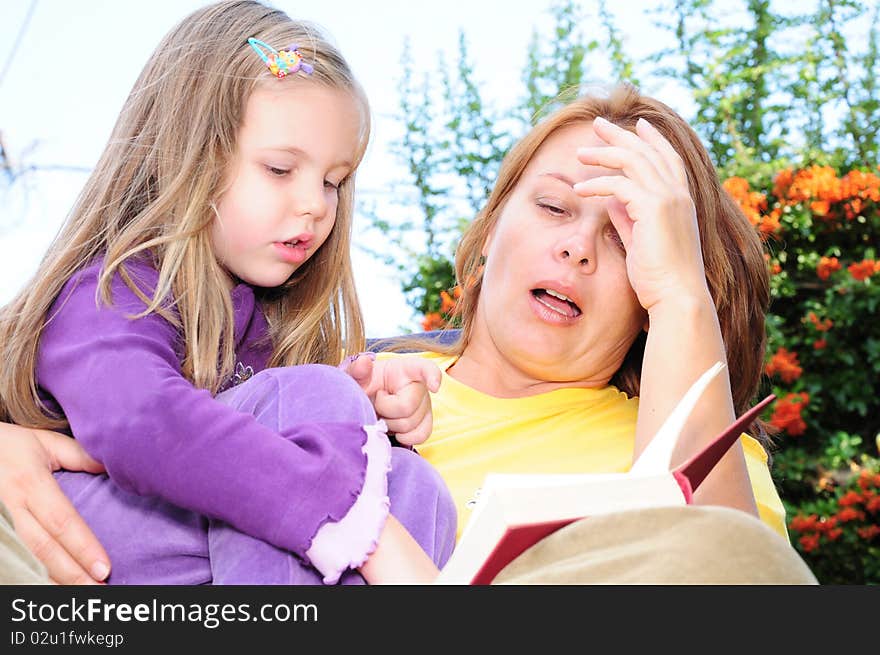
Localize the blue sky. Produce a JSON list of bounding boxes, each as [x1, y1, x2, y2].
[[0, 0, 669, 336]]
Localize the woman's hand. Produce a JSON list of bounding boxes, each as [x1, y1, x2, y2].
[[0, 424, 111, 584], [573, 115, 712, 313]]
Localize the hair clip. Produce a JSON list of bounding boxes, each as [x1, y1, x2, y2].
[[247, 37, 314, 78]]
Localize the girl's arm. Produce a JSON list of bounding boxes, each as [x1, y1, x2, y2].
[[37, 260, 421, 583], [360, 515, 439, 584]]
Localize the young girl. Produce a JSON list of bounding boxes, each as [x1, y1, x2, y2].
[[0, 1, 456, 585]]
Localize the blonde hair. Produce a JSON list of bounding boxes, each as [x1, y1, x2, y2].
[[0, 1, 370, 428], [448, 84, 771, 439]]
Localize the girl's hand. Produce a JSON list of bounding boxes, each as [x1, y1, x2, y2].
[[0, 424, 111, 584], [573, 116, 712, 313], [345, 356, 441, 446]]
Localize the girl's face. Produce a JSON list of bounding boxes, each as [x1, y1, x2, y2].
[[473, 122, 647, 386], [211, 81, 362, 289]]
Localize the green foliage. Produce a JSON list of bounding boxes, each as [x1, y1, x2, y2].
[[366, 0, 880, 581]]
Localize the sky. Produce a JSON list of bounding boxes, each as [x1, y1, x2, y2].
[[0, 0, 670, 337]]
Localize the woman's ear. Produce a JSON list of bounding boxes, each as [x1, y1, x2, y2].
[[481, 226, 496, 259]]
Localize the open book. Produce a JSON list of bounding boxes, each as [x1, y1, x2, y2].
[[435, 362, 775, 585]]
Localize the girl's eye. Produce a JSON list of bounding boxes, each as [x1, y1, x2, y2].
[[266, 166, 289, 177], [324, 179, 340, 190]]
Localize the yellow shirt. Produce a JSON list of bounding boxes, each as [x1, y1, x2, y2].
[[382, 351, 788, 541]]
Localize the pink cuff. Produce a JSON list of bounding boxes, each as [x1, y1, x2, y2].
[[304, 420, 391, 584]]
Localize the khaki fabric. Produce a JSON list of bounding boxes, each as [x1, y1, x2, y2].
[[0, 500, 51, 584], [493, 505, 818, 585]]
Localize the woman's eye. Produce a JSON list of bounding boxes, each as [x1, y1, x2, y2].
[[537, 202, 566, 216], [324, 179, 340, 190], [606, 226, 626, 253], [266, 166, 289, 177]]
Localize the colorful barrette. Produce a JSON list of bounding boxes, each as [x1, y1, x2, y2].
[[248, 37, 314, 78]]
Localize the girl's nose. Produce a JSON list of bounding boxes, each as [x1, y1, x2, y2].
[[292, 175, 329, 219]]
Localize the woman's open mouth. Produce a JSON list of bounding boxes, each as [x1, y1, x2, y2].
[[530, 288, 582, 320]]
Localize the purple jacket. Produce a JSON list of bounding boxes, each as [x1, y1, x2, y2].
[[36, 258, 368, 559]]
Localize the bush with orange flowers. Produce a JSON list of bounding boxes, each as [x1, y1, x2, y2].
[[786, 464, 880, 584], [724, 166, 880, 584]]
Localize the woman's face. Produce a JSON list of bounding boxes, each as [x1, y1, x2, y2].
[[473, 121, 647, 386]]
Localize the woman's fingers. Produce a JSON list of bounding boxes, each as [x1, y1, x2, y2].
[[23, 476, 111, 583], [33, 429, 105, 475], [573, 174, 639, 206], [591, 115, 687, 184], [10, 507, 103, 585], [634, 118, 689, 185], [577, 144, 665, 188], [590, 116, 674, 180]]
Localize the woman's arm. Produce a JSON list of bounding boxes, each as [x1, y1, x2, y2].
[[0, 424, 110, 583], [575, 116, 758, 515]]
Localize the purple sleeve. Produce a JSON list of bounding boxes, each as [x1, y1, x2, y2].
[[35, 262, 366, 559]]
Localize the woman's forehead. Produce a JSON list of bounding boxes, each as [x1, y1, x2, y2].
[[522, 122, 618, 184]]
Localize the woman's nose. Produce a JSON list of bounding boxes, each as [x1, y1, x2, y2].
[[555, 229, 596, 272]]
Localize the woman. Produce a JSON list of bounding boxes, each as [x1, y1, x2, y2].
[[0, 84, 816, 584]]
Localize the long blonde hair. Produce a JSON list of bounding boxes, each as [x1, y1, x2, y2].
[[0, 1, 369, 428], [449, 84, 771, 439]]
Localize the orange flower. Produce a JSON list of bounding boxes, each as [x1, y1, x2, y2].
[[826, 527, 843, 541], [817, 517, 839, 534], [798, 533, 821, 553], [817, 256, 842, 280], [839, 169, 880, 203], [807, 312, 833, 332], [786, 166, 842, 204], [844, 199, 863, 220], [838, 491, 863, 507], [858, 470, 879, 490], [867, 496, 880, 514], [768, 392, 809, 436], [439, 290, 457, 315], [758, 208, 782, 237], [810, 200, 831, 217], [421, 312, 446, 332], [848, 259, 877, 282], [813, 339, 827, 350], [857, 525, 880, 540], [723, 177, 773, 235], [765, 347, 803, 383], [772, 168, 794, 199], [789, 514, 819, 532], [836, 507, 866, 523]]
